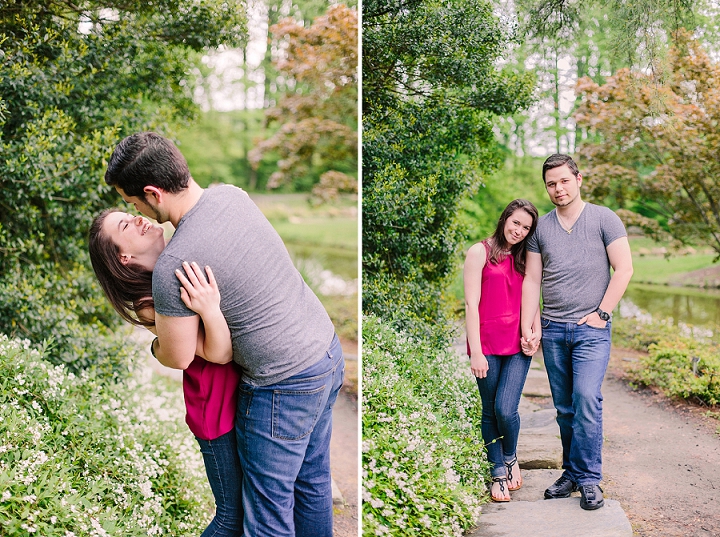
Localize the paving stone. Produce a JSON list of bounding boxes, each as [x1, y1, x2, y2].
[[520, 408, 557, 430], [517, 434, 563, 469], [522, 369, 553, 397], [468, 498, 632, 537]]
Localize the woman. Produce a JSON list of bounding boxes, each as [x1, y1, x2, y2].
[[464, 199, 540, 503], [89, 209, 243, 536]]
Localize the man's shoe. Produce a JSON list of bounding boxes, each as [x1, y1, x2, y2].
[[579, 484, 605, 510], [544, 475, 578, 499]]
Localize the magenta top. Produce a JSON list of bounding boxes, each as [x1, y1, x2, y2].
[[183, 357, 241, 441], [468, 241, 524, 356]]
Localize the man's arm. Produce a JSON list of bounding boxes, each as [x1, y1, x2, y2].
[[521, 251, 543, 346], [579, 236, 634, 327]]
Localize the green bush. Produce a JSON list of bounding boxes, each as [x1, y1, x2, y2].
[[0, 335, 214, 536], [631, 338, 720, 406], [614, 317, 720, 405], [362, 315, 488, 536], [0, 261, 134, 378]]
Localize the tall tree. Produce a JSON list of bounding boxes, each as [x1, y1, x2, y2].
[[362, 0, 534, 327], [249, 4, 358, 199], [575, 30, 720, 255]]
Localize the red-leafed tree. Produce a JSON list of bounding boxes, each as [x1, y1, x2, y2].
[[249, 4, 358, 201], [575, 30, 720, 255]]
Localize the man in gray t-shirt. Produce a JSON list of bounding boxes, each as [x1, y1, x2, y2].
[[105, 132, 342, 536], [520, 154, 633, 511]]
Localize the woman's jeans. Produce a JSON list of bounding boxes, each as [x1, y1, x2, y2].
[[235, 334, 344, 537], [196, 430, 244, 537], [476, 352, 533, 478], [540, 318, 612, 486]]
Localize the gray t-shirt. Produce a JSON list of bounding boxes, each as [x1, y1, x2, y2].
[[526, 203, 627, 322], [152, 184, 335, 386]]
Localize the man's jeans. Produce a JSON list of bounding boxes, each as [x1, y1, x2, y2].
[[235, 334, 344, 537], [541, 318, 611, 486], [196, 430, 244, 537], [475, 352, 533, 478]]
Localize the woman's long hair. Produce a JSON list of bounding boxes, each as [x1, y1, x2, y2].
[[89, 208, 155, 327], [486, 199, 539, 276]]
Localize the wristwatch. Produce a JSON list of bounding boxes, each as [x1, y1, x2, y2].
[[595, 308, 611, 321]]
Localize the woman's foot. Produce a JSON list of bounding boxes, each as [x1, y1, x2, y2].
[[505, 458, 522, 491], [491, 476, 511, 502]]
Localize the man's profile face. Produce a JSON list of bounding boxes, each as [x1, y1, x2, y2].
[[544, 164, 582, 208], [115, 186, 165, 223]]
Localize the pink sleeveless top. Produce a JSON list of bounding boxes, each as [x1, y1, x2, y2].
[[468, 241, 524, 356], [183, 357, 241, 441]]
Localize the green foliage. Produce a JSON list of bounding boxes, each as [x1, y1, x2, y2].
[[0, 0, 246, 361], [516, 0, 695, 68], [635, 339, 720, 406], [0, 259, 135, 377], [0, 335, 214, 536], [362, 315, 488, 537], [613, 317, 720, 405], [362, 0, 534, 325], [175, 109, 272, 190]]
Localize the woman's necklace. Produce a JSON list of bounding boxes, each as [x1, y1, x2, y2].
[[556, 202, 586, 234]]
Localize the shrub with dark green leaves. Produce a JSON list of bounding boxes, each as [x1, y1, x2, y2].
[[0, 260, 134, 378]]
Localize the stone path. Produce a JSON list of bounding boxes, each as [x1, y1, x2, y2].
[[467, 350, 633, 537]]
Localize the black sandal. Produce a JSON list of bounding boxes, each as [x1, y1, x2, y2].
[[491, 476, 511, 502], [505, 457, 523, 491]]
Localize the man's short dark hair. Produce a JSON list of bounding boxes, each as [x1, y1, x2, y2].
[[105, 132, 191, 198], [542, 154, 580, 183]]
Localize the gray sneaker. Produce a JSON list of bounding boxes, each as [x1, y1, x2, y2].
[[579, 484, 605, 510], [544, 475, 578, 499]]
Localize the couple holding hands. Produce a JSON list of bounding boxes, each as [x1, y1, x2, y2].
[[464, 154, 633, 510]]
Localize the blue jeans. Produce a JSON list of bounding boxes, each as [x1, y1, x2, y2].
[[475, 352, 533, 478], [235, 334, 344, 537], [196, 430, 244, 537], [540, 318, 612, 486]]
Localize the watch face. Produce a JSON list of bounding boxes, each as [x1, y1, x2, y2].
[[598, 310, 610, 321]]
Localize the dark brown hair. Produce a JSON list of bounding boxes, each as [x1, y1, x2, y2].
[[88, 208, 155, 327], [542, 153, 580, 183], [487, 199, 539, 276], [104, 132, 190, 199]]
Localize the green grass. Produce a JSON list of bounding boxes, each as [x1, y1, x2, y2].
[[630, 254, 717, 284], [628, 236, 717, 285]]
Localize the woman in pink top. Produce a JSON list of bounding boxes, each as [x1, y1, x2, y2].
[[89, 209, 243, 536], [464, 199, 540, 503]]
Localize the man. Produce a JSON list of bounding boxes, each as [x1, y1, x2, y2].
[[105, 132, 343, 536], [520, 154, 633, 511]]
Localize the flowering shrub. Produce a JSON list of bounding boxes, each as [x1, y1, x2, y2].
[[0, 335, 214, 536], [362, 315, 488, 536]]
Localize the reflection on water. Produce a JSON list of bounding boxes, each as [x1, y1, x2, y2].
[[619, 284, 720, 329]]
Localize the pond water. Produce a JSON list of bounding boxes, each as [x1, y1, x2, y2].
[[617, 283, 720, 329]]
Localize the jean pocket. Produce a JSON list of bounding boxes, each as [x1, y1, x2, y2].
[[272, 385, 327, 440]]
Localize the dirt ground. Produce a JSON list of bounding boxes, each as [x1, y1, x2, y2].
[[602, 348, 720, 536]]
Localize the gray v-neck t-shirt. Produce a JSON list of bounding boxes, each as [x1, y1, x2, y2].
[[152, 184, 335, 386], [526, 203, 627, 322]]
